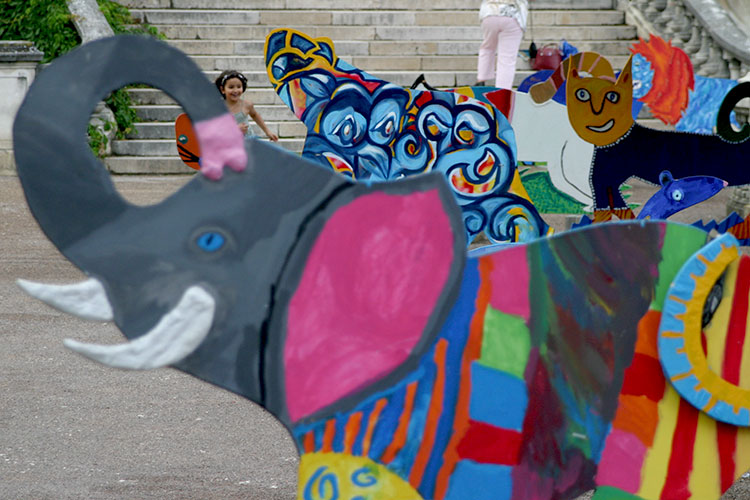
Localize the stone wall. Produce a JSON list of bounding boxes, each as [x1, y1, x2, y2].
[[0, 42, 43, 174]]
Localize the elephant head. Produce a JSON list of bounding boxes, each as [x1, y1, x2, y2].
[[13, 35, 467, 427]]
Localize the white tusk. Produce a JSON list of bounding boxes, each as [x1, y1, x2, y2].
[[63, 286, 215, 370], [17, 278, 114, 321]]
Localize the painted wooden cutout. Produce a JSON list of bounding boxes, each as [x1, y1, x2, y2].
[[636, 170, 727, 220], [564, 56, 750, 221], [13, 35, 750, 500], [659, 233, 750, 427], [263, 28, 551, 245], [175, 112, 200, 170]]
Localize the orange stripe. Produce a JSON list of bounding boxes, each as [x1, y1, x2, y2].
[[343, 412, 363, 454], [303, 430, 316, 453], [362, 398, 388, 457], [434, 257, 493, 499], [321, 418, 336, 453], [409, 338, 449, 487], [635, 310, 661, 358], [381, 382, 419, 463]]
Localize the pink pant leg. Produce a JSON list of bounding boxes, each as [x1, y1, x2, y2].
[[477, 16, 501, 82], [477, 16, 523, 89]]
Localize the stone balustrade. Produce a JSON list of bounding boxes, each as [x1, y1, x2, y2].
[[621, 0, 750, 217], [622, 0, 750, 79]]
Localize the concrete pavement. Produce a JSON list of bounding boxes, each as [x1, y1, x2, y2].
[[1, 173, 747, 499], [0, 175, 298, 499]]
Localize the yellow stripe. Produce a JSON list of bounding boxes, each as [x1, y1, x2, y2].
[[705, 258, 738, 373], [736, 427, 750, 479], [689, 412, 721, 499], [737, 256, 750, 479], [637, 387, 680, 498]]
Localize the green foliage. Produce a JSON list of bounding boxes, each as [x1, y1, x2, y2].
[[0, 0, 80, 63], [1, 0, 165, 154], [105, 88, 138, 139], [87, 123, 110, 158], [99, 0, 165, 39]]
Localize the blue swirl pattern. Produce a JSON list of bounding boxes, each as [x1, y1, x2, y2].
[[268, 31, 549, 244]]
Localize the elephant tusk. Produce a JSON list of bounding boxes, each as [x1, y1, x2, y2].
[[17, 278, 114, 321], [62, 286, 215, 370]]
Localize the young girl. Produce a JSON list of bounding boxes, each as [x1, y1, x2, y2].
[[215, 70, 279, 142]]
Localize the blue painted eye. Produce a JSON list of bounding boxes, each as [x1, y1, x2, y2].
[[671, 189, 684, 202], [196, 232, 225, 252], [575, 88, 591, 102]]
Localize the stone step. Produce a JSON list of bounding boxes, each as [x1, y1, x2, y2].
[[131, 9, 624, 27], [167, 39, 370, 56], [134, 104, 299, 122], [105, 156, 196, 175], [110, 0, 628, 173], [121, 0, 615, 10], [112, 137, 304, 156], [127, 87, 284, 105], [188, 52, 633, 72], [131, 120, 308, 139], [154, 23, 635, 42], [166, 37, 633, 58]]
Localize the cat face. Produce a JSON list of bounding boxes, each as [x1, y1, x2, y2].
[[567, 56, 634, 146]]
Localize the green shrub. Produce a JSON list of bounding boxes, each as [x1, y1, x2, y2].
[[0, 0, 80, 63], [0, 0, 165, 156]]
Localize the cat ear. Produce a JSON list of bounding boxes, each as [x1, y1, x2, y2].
[[616, 55, 634, 86]]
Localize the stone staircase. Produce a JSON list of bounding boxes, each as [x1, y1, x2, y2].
[[109, 0, 637, 173]]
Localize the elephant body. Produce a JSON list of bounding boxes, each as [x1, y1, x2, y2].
[[13, 35, 750, 500]]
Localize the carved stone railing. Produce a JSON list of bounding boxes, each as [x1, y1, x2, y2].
[[621, 0, 750, 80], [66, 0, 117, 155], [620, 0, 750, 217]]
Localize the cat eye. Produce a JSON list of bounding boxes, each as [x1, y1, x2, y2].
[[575, 88, 591, 102], [605, 91, 620, 103]]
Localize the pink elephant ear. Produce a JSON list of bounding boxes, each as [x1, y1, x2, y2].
[[282, 184, 461, 423]]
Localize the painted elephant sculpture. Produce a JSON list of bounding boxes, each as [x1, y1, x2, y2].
[[13, 36, 750, 500]]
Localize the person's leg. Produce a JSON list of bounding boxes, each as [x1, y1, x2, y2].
[[477, 16, 502, 85], [493, 17, 524, 89]]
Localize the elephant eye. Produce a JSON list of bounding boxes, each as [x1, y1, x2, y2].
[[196, 231, 225, 253], [671, 189, 684, 202]]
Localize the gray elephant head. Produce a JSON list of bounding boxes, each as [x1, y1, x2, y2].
[[13, 35, 466, 427]]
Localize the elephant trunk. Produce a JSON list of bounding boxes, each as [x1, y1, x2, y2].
[[12, 35, 227, 253]]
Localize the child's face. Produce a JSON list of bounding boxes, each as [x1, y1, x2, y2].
[[221, 77, 244, 101]]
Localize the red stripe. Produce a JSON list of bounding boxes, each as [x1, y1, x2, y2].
[[456, 420, 523, 465], [660, 398, 700, 500], [620, 353, 666, 402], [723, 255, 750, 384], [716, 255, 750, 491], [717, 422, 738, 492], [485, 89, 514, 120]]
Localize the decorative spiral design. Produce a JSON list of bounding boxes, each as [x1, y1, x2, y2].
[[303, 466, 340, 500], [350, 467, 378, 488], [479, 196, 548, 243], [393, 129, 432, 175]]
